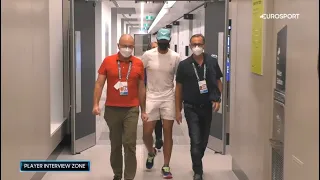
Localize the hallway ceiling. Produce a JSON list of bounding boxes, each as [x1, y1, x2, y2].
[[115, 1, 163, 29], [114, 1, 203, 34], [148, 1, 204, 34]]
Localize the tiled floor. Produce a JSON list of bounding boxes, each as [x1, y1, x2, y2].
[[42, 100, 238, 180]]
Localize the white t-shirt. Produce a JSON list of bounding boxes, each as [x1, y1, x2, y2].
[[141, 48, 181, 101]]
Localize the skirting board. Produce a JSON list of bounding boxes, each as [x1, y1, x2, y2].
[[30, 134, 70, 180], [232, 158, 249, 180]]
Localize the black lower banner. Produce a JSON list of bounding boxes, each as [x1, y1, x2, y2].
[[20, 160, 90, 172]]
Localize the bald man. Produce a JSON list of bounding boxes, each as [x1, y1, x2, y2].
[[93, 34, 147, 180]]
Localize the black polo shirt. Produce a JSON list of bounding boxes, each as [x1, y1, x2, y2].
[[176, 53, 223, 105]]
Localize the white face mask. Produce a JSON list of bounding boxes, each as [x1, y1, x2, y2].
[[192, 46, 203, 56], [119, 47, 133, 58]]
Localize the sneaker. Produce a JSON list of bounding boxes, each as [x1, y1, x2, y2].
[[155, 139, 163, 150], [146, 148, 157, 169], [161, 166, 173, 179], [193, 174, 203, 180]]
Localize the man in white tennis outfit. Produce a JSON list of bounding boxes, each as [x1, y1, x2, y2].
[[141, 28, 180, 179]]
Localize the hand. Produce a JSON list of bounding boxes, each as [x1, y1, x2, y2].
[[141, 112, 149, 122], [212, 102, 220, 112], [176, 112, 182, 125], [92, 105, 101, 116]]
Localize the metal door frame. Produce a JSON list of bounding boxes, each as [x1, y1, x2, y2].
[[70, 0, 76, 155], [221, 0, 230, 155], [207, 0, 229, 155], [69, 0, 96, 155]]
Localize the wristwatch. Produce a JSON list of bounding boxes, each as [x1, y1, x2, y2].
[[216, 97, 221, 103]]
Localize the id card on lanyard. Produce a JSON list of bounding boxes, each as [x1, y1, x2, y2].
[[114, 60, 132, 96], [192, 63, 208, 94]]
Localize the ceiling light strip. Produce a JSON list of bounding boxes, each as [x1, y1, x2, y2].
[[147, 1, 176, 33]]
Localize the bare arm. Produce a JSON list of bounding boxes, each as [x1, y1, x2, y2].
[[138, 80, 146, 112], [175, 82, 183, 113], [93, 74, 107, 107]]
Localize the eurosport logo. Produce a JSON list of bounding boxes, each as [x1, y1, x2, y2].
[[260, 14, 300, 20]]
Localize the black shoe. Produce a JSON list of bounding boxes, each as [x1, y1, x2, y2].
[[155, 139, 163, 150], [113, 175, 121, 180], [193, 174, 203, 180]]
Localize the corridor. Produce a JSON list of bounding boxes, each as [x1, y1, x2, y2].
[[42, 99, 238, 180], [2, 0, 319, 180]]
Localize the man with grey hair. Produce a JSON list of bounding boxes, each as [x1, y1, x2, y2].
[[175, 34, 223, 180]]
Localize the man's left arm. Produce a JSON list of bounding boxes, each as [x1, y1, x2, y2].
[[217, 80, 222, 93], [211, 60, 223, 111], [215, 61, 223, 93], [174, 56, 182, 74], [138, 64, 146, 113], [208, 59, 223, 104]]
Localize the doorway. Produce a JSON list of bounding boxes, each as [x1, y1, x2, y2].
[[69, 0, 97, 155], [134, 34, 151, 57], [204, 1, 230, 155]]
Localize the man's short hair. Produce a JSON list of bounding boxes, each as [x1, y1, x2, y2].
[[189, 34, 205, 44]]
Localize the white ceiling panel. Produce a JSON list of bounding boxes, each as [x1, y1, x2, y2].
[[148, 1, 204, 34], [115, 1, 163, 28], [113, 1, 203, 33]]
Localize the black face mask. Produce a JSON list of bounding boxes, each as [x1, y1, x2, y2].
[[158, 42, 169, 50]]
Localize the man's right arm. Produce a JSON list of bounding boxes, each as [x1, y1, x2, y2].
[[94, 58, 108, 107], [140, 53, 148, 86], [175, 83, 183, 113], [175, 63, 184, 113], [93, 74, 107, 107]]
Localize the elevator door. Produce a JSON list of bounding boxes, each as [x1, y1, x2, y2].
[[70, 0, 96, 154]]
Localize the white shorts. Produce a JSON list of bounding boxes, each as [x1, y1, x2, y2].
[[146, 101, 175, 121]]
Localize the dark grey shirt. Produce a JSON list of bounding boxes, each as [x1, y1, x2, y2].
[[176, 53, 223, 105]]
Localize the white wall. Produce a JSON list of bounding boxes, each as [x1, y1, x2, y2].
[[130, 28, 142, 37], [169, 6, 205, 60], [102, 2, 112, 57], [95, 1, 102, 78], [98, 1, 114, 97], [97, 1, 112, 62], [124, 22, 128, 34], [192, 6, 205, 35], [170, 25, 179, 51], [117, 15, 122, 44], [229, 0, 319, 180], [49, 0, 64, 134], [151, 34, 157, 42], [229, 0, 273, 179], [273, 1, 319, 180], [2, 0, 66, 179], [178, 19, 192, 60]]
